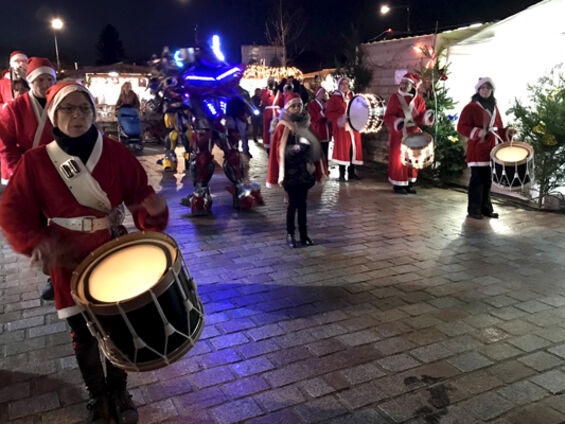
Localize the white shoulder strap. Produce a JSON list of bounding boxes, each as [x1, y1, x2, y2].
[[45, 136, 112, 213], [28, 95, 49, 148]]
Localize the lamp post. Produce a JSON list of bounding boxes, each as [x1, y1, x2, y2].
[[380, 3, 410, 33], [51, 18, 64, 70]]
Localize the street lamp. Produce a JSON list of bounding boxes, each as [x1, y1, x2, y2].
[[51, 18, 64, 70], [380, 3, 411, 33]]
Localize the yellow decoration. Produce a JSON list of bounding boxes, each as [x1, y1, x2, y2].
[[448, 135, 458, 142], [533, 121, 546, 135], [543, 134, 557, 146], [243, 64, 303, 81]]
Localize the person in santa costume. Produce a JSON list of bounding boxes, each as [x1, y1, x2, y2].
[[457, 77, 515, 219], [325, 77, 362, 181], [0, 57, 57, 185], [267, 97, 327, 248], [308, 86, 331, 167], [0, 81, 168, 424], [384, 72, 434, 194], [0, 51, 29, 107], [260, 77, 283, 152]]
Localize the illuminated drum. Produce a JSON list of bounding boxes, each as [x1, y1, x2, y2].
[[401, 132, 434, 169], [346, 93, 386, 133], [71, 231, 204, 372], [490, 141, 534, 190]]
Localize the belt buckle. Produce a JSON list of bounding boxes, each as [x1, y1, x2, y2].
[[81, 217, 95, 232]]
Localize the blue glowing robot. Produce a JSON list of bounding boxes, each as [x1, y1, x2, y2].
[[149, 36, 263, 215]]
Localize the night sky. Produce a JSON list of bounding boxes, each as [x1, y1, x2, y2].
[[1, 0, 540, 72]]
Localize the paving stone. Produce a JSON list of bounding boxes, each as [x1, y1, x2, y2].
[[447, 352, 493, 372], [452, 370, 504, 396], [518, 351, 564, 371], [300, 377, 335, 398], [497, 380, 549, 405], [8, 392, 60, 419], [293, 395, 348, 423], [488, 360, 537, 383], [137, 399, 178, 424], [547, 343, 565, 359], [326, 408, 391, 424], [246, 409, 303, 424], [530, 369, 565, 394], [191, 366, 236, 388], [460, 392, 514, 421], [211, 398, 263, 424], [410, 343, 453, 363], [479, 342, 522, 361], [504, 404, 565, 424], [507, 334, 551, 352], [253, 386, 305, 412], [377, 354, 420, 372], [337, 382, 387, 409], [340, 363, 386, 385]]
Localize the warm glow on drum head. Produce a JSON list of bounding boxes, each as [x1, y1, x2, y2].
[[496, 146, 529, 162], [89, 245, 168, 302]]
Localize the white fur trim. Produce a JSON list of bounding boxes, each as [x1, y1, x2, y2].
[[467, 162, 490, 167], [56, 305, 82, 319], [424, 110, 435, 126], [1, 178, 9, 185], [394, 118, 404, 132], [47, 84, 96, 124], [475, 77, 495, 92], [470, 127, 482, 140], [9, 54, 27, 68], [27, 66, 56, 84], [388, 177, 409, 186], [330, 158, 352, 166], [409, 177, 417, 182]]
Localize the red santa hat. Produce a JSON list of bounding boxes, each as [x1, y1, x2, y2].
[[315, 87, 326, 97], [9, 51, 28, 67], [26, 57, 57, 84], [46, 81, 96, 124], [401, 72, 422, 88], [475, 77, 495, 92], [336, 77, 350, 90], [284, 96, 303, 111]]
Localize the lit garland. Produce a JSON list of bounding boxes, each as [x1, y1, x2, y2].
[[243, 64, 304, 81], [400, 133, 435, 169]]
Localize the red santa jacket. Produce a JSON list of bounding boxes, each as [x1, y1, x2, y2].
[[267, 120, 328, 187], [0, 92, 54, 180], [325, 91, 363, 165], [0, 70, 14, 106], [457, 101, 511, 166], [383, 91, 432, 134], [0, 135, 169, 317], [308, 99, 331, 142]]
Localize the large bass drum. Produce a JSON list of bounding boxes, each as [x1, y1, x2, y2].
[[346, 93, 386, 133], [71, 231, 204, 372], [490, 141, 534, 190], [401, 132, 434, 169]]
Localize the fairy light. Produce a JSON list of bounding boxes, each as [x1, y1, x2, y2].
[[401, 134, 435, 169], [243, 64, 304, 81]]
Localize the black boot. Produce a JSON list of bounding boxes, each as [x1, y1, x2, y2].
[[87, 394, 112, 424], [393, 186, 408, 195], [300, 236, 314, 247], [406, 183, 417, 194], [40, 278, 54, 301], [348, 165, 360, 180], [286, 233, 298, 248], [338, 165, 346, 181], [109, 387, 138, 424]]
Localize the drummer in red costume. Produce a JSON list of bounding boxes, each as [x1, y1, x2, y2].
[[0, 82, 168, 424], [0, 51, 28, 107], [325, 77, 362, 181], [457, 77, 515, 219], [260, 77, 283, 152], [384, 72, 434, 194], [308, 86, 331, 167], [0, 57, 56, 185]]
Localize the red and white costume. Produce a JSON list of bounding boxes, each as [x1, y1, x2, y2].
[[384, 83, 433, 186], [0, 134, 169, 318], [457, 101, 511, 166], [0, 51, 28, 107], [308, 97, 331, 142], [260, 88, 283, 149], [325, 90, 362, 166], [0, 92, 54, 183]]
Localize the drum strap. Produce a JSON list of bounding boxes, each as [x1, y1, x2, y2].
[[29, 94, 49, 149], [45, 135, 112, 214]]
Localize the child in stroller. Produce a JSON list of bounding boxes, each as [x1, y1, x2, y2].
[[116, 82, 143, 152]]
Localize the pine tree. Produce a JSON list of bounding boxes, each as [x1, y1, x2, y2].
[[416, 46, 466, 182], [96, 24, 126, 65]]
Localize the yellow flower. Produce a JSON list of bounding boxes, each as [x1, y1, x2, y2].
[[533, 121, 546, 135], [448, 135, 458, 143], [543, 134, 557, 146]]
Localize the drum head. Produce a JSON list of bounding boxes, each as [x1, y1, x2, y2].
[[73, 232, 178, 306], [402, 132, 432, 148], [490, 141, 533, 166], [347, 95, 370, 133]]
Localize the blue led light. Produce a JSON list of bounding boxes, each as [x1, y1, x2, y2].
[[211, 35, 225, 62], [219, 100, 227, 115], [173, 50, 184, 68], [216, 67, 239, 80], [185, 75, 216, 82]]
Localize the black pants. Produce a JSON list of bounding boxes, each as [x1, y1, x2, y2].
[[251, 117, 261, 141], [285, 184, 310, 239], [321, 141, 329, 163], [468, 166, 494, 216], [339, 145, 356, 177], [67, 313, 127, 397]]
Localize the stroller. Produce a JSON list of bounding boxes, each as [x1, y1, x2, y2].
[[117, 106, 143, 153]]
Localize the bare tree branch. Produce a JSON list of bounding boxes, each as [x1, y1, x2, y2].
[[265, 0, 306, 67]]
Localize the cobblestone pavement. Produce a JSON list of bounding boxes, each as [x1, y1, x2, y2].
[[2, 141, 565, 424]]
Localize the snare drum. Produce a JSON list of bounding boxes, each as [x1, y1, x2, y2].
[[490, 141, 534, 190], [71, 231, 204, 372], [401, 132, 434, 169], [347, 93, 386, 133]]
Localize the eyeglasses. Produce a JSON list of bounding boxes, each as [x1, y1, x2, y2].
[[57, 105, 92, 115]]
